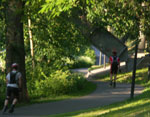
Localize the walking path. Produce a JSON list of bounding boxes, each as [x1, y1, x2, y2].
[[1, 65, 144, 117], [71, 62, 126, 78]]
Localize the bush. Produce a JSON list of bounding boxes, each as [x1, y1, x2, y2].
[[0, 71, 6, 109], [67, 46, 96, 69], [70, 56, 95, 68], [27, 68, 88, 98]]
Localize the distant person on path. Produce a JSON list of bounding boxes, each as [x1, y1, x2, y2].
[[109, 50, 120, 88], [2, 63, 22, 114]]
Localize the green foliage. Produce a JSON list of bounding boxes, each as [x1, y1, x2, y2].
[[0, 50, 6, 70], [0, 15, 5, 50], [0, 71, 6, 109], [71, 58, 91, 68], [27, 66, 88, 98], [1, 0, 150, 104], [0, 71, 6, 93], [70, 56, 95, 68], [84, 47, 96, 61], [39, 0, 77, 18], [67, 46, 96, 68], [86, 0, 141, 39], [24, 0, 89, 70]]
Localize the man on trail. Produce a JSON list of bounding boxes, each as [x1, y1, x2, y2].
[[2, 63, 22, 114], [109, 50, 120, 88]]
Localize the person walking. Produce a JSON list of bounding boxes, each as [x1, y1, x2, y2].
[[109, 50, 120, 88], [2, 63, 22, 114]]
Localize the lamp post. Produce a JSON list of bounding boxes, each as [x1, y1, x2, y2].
[[131, 43, 138, 99]]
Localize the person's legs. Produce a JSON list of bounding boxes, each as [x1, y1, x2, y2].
[[9, 88, 19, 113], [113, 74, 117, 88], [12, 98, 18, 105], [110, 73, 113, 86], [110, 67, 113, 86], [2, 87, 11, 114], [113, 67, 118, 88], [4, 97, 9, 106], [9, 98, 18, 113], [2, 97, 9, 114]]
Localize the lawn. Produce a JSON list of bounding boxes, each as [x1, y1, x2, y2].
[[48, 67, 150, 117]]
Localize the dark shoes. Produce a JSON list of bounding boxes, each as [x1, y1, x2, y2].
[[109, 81, 116, 88], [2, 106, 8, 114], [109, 81, 112, 86], [9, 105, 14, 113], [2, 105, 15, 114], [113, 82, 116, 88]]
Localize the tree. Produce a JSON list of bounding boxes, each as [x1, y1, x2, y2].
[[28, 15, 35, 69], [0, 0, 5, 50], [23, 0, 88, 71], [40, 0, 150, 99], [5, 0, 28, 101]]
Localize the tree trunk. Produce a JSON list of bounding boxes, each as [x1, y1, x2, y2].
[[138, 31, 146, 52], [28, 17, 35, 69], [5, 0, 28, 101]]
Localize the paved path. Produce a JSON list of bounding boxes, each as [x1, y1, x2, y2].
[[1, 66, 144, 117], [71, 62, 126, 78]]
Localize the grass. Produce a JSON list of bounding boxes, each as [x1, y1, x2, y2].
[[47, 67, 150, 117], [88, 64, 109, 72]]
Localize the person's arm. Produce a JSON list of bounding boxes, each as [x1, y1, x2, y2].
[[18, 76, 22, 89], [6, 73, 9, 85], [6, 79, 8, 85]]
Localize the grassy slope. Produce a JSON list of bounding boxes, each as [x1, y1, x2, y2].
[[49, 67, 150, 117]]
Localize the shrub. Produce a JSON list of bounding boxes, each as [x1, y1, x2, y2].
[[70, 56, 95, 68], [0, 71, 6, 109], [27, 68, 88, 98]]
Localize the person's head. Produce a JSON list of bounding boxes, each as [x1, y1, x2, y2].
[[112, 50, 117, 56], [11, 63, 18, 70]]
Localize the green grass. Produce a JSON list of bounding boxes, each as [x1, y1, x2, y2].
[[88, 64, 109, 72], [47, 67, 150, 117]]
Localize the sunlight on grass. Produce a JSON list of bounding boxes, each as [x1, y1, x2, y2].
[[50, 67, 150, 117], [98, 67, 148, 85], [70, 99, 150, 117]]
